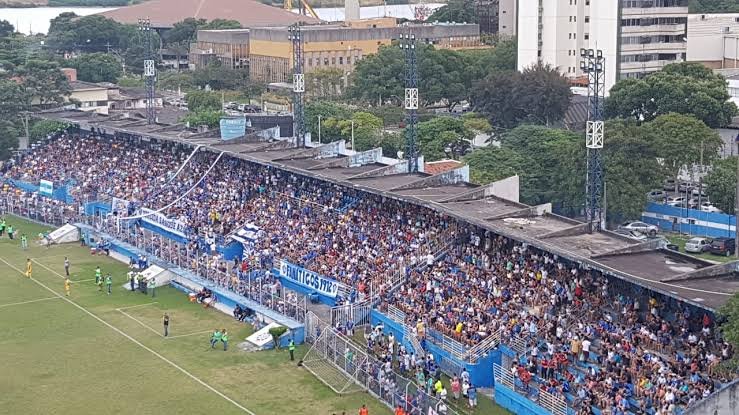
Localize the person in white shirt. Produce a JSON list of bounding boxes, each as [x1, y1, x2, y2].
[[581, 338, 592, 362]]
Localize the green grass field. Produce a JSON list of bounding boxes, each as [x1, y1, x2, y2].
[[0, 215, 391, 415]]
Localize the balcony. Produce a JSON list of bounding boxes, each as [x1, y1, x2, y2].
[[621, 6, 688, 16], [620, 58, 681, 71], [620, 41, 686, 53], [621, 24, 686, 35]]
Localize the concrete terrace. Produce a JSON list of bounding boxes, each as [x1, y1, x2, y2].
[[38, 109, 739, 310]]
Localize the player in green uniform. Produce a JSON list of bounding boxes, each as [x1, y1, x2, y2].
[[221, 329, 228, 351], [210, 329, 222, 349], [95, 266, 102, 285], [20, 234, 28, 249]]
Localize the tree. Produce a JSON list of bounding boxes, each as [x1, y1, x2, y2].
[[602, 120, 663, 224], [466, 38, 517, 77], [47, 14, 130, 53], [18, 60, 70, 107], [464, 146, 524, 184], [704, 157, 737, 215], [268, 326, 288, 349], [690, 0, 739, 13], [68, 52, 123, 83], [606, 62, 738, 128], [427, 0, 478, 23], [165, 18, 207, 45], [416, 116, 473, 161], [647, 113, 723, 192], [182, 110, 223, 128], [304, 101, 352, 141], [201, 19, 242, 30], [0, 79, 29, 119], [0, 20, 14, 38], [472, 63, 571, 129], [0, 121, 19, 161], [29, 120, 68, 144], [339, 112, 383, 151], [348, 45, 404, 105], [306, 68, 344, 99], [186, 90, 222, 113]]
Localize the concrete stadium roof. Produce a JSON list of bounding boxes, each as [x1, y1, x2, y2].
[[96, 0, 318, 29], [38, 109, 739, 311]]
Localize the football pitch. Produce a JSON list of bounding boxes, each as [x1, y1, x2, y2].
[[0, 216, 390, 415]]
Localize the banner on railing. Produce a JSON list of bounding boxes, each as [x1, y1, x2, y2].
[[279, 259, 339, 298], [112, 197, 132, 215], [139, 208, 188, 238], [39, 180, 53, 197]]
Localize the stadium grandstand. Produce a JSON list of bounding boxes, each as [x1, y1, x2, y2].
[[3, 108, 739, 415]]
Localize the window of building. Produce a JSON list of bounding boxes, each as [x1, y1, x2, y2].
[[339, 56, 343, 65], [729, 87, 739, 98], [584, 33, 590, 40], [585, 16, 590, 23], [324, 58, 329, 65]]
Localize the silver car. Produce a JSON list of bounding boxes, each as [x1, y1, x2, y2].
[[685, 237, 712, 253]]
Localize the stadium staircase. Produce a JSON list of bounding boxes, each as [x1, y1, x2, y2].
[[404, 324, 424, 355]]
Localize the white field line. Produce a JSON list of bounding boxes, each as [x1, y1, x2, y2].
[[0, 296, 60, 309], [3, 257, 256, 415], [117, 309, 165, 338], [116, 302, 158, 311], [167, 329, 214, 340]]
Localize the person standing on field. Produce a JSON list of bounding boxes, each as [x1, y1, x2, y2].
[[8, 224, 14, 240], [163, 313, 169, 337], [210, 329, 222, 349], [64, 257, 70, 277], [64, 278, 71, 297], [25, 258, 32, 278], [288, 339, 296, 361], [105, 273, 112, 295], [221, 329, 228, 351], [20, 233, 27, 249]]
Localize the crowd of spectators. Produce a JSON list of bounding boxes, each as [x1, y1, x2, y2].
[[4, 133, 189, 203], [381, 230, 734, 414]]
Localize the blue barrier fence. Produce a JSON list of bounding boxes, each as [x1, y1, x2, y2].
[[642, 202, 735, 238], [370, 310, 498, 388], [9, 179, 73, 203]]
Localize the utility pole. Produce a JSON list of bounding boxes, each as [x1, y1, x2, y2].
[[580, 48, 606, 232], [138, 18, 156, 124], [318, 115, 322, 145], [289, 24, 306, 148], [351, 119, 355, 151], [400, 32, 419, 173]]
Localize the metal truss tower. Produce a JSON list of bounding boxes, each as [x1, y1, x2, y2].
[[289, 24, 306, 148], [400, 33, 419, 173], [580, 48, 605, 232], [138, 18, 156, 124]]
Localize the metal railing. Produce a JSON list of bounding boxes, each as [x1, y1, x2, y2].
[[493, 363, 567, 415], [385, 304, 407, 324], [330, 300, 372, 328], [303, 324, 463, 415]]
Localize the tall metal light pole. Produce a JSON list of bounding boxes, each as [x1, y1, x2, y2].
[[289, 24, 306, 148], [317, 114, 322, 145], [580, 48, 605, 232], [400, 33, 419, 173], [138, 18, 156, 125]]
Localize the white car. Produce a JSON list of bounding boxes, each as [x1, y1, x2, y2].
[[647, 190, 667, 201], [700, 203, 722, 213], [665, 197, 685, 207], [685, 237, 712, 253], [618, 221, 658, 236]]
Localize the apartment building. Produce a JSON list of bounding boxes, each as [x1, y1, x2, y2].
[[687, 13, 739, 70], [477, 0, 517, 37], [518, 0, 688, 92]]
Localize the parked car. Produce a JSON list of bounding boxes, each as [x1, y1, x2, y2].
[[665, 196, 685, 207], [678, 181, 693, 192], [691, 186, 708, 197], [647, 190, 667, 201], [685, 237, 713, 253], [700, 203, 722, 213], [618, 221, 658, 236], [708, 237, 736, 256], [666, 243, 680, 252], [663, 179, 676, 191]]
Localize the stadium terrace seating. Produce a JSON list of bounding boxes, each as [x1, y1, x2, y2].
[[3, 131, 735, 415]]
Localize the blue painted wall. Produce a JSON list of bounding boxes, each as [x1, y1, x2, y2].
[[84, 201, 112, 216], [495, 383, 556, 415], [370, 310, 498, 388], [9, 179, 72, 203], [642, 202, 735, 238]]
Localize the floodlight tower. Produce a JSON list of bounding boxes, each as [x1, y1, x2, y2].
[[400, 33, 419, 173], [580, 48, 605, 232], [289, 24, 306, 148], [138, 18, 156, 124]]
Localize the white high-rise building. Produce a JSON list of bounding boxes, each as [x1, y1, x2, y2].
[[518, 0, 688, 92]]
